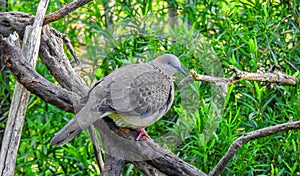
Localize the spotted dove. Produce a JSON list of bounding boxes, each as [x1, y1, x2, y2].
[[50, 54, 186, 146]]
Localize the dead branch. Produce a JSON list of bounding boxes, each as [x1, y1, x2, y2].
[[0, 0, 49, 175], [95, 118, 207, 176], [209, 120, 300, 176], [101, 155, 126, 176], [43, 0, 92, 25], [228, 65, 296, 86], [180, 66, 298, 96], [39, 26, 88, 97], [0, 34, 79, 112], [0, 12, 33, 37], [61, 33, 82, 66]]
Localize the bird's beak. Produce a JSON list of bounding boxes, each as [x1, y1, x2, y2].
[[175, 66, 187, 76]]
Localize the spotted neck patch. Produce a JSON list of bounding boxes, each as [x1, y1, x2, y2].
[[147, 62, 172, 82]]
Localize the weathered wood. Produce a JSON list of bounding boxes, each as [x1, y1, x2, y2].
[[0, 12, 33, 38], [180, 67, 297, 96], [95, 118, 208, 176], [0, 0, 49, 175], [0, 35, 79, 112], [0, 76, 30, 176], [0, 0, 9, 150], [0, 8, 104, 171], [43, 0, 92, 25], [39, 26, 88, 98], [101, 154, 126, 176], [88, 127, 105, 172], [131, 161, 161, 176], [39, 25, 105, 170]]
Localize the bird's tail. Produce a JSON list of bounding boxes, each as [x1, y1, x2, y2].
[[50, 117, 83, 146]]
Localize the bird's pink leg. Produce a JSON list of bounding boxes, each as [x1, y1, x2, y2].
[[135, 128, 151, 141]]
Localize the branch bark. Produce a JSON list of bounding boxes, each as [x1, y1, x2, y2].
[[94, 118, 207, 176], [181, 66, 298, 96], [43, 0, 92, 25], [0, 34, 78, 112], [209, 120, 300, 176], [0, 0, 49, 175]]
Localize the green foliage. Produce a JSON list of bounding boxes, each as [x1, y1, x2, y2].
[[1, 0, 299, 175]]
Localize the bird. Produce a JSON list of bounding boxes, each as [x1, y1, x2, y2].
[[50, 54, 186, 146]]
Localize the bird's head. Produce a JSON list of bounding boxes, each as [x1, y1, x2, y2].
[[153, 54, 186, 76]]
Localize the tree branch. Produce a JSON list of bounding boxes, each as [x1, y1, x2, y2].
[[94, 117, 207, 176], [43, 0, 92, 25], [0, 0, 49, 175], [180, 66, 298, 96], [0, 34, 79, 113], [101, 154, 126, 176], [39, 25, 88, 97], [209, 120, 300, 176]]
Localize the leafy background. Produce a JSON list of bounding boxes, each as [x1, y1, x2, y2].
[[0, 0, 299, 175]]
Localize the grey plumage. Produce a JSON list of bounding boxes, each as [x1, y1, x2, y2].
[[50, 54, 185, 146]]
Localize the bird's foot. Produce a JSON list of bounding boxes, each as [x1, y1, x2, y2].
[[135, 128, 152, 141]]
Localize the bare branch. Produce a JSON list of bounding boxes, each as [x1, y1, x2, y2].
[[43, 27, 82, 66], [43, 0, 92, 25], [0, 0, 49, 175], [181, 66, 297, 96], [0, 34, 79, 113], [39, 26, 106, 171], [0, 12, 34, 37], [39, 26, 88, 97], [101, 154, 126, 176], [95, 118, 208, 176], [209, 120, 300, 176], [229, 65, 296, 86], [87, 127, 105, 172], [62, 34, 82, 66], [1, 26, 104, 173]]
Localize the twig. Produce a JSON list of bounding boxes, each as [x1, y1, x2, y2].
[[284, 59, 299, 72], [181, 65, 297, 96], [87, 127, 105, 172], [43, 0, 92, 25], [209, 120, 300, 176], [49, 28, 82, 66]]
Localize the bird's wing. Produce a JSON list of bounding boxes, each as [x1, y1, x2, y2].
[[101, 64, 174, 128]]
